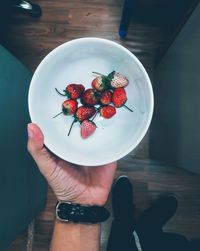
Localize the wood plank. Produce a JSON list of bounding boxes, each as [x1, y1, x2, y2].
[[7, 229, 27, 251], [4, 0, 200, 250], [32, 159, 200, 251]]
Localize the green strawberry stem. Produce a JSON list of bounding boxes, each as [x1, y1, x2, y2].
[[92, 71, 105, 77], [124, 104, 133, 112], [92, 71, 115, 82], [68, 119, 77, 136], [55, 88, 66, 96], [92, 71, 115, 78], [53, 111, 63, 118], [107, 71, 115, 79], [91, 110, 99, 122]]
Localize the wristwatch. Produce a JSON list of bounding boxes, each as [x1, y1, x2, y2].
[[56, 201, 110, 224]]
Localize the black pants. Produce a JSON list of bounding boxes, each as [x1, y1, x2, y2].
[[106, 220, 200, 251], [107, 220, 138, 251], [139, 231, 189, 251]]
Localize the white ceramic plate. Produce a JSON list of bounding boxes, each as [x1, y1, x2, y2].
[[28, 37, 154, 166]]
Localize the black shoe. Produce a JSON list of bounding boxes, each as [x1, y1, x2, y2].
[[107, 176, 137, 251], [112, 175, 135, 223], [137, 194, 178, 234], [12, 0, 42, 17]]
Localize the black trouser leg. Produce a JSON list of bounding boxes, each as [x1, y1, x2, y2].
[[189, 239, 200, 251], [139, 231, 190, 251], [107, 220, 138, 251]]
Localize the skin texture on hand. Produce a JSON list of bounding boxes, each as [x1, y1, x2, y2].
[[27, 123, 117, 206]]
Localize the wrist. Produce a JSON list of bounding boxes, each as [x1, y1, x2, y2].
[[55, 201, 110, 224], [56, 194, 108, 207], [51, 221, 100, 251]]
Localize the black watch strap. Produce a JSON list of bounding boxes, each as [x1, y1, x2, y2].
[[56, 201, 110, 224]]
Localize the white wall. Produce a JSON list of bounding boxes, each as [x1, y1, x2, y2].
[[150, 3, 200, 174]]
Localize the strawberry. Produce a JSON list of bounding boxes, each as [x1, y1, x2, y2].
[[66, 84, 85, 99], [110, 72, 128, 88], [68, 106, 96, 136], [62, 100, 78, 115], [112, 87, 133, 112], [76, 106, 96, 122], [80, 88, 99, 106], [100, 105, 116, 119], [80, 120, 97, 139], [53, 99, 78, 118], [92, 76, 109, 91], [112, 87, 127, 108], [92, 71, 128, 88], [100, 90, 112, 105], [55, 83, 85, 99]]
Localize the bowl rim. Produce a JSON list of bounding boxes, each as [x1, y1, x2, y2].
[[28, 37, 154, 166]]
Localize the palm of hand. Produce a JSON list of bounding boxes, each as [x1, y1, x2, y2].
[[27, 123, 117, 206], [43, 157, 116, 206]]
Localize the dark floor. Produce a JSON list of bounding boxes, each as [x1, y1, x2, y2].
[[4, 0, 200, 250]]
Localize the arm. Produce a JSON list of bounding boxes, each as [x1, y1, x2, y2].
[[27, 123, 117, 251], [51, 221, 100, 251]]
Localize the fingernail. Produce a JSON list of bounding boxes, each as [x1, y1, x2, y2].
[[27, 124, 34, 138]]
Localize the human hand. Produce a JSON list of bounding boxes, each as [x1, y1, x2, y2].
[[27, 123, 117, 206]]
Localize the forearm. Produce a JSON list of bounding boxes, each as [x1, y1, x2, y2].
[[50, 220, 101, 251]]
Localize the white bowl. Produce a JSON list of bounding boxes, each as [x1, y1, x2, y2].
[[28, 37, 154, 166]]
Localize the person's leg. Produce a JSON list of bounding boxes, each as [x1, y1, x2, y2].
[[139, 231, 189, 251], [106, 176, 138, 251], [136, 194, 181, 251], [189, 239, 200, 251], [107, 221, 138, 251], [160, 232, 190, 251]]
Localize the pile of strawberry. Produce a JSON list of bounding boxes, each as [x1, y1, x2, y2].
[[53, 71, 132, 139]]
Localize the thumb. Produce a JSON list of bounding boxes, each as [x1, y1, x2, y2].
[[27, 123, 57, 177], [27, 123, 44, 153]]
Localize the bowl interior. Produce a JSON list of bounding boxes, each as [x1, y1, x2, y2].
[[29, 38, 153, 166]]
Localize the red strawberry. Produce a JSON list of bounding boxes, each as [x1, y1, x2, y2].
[[66, 84, 85, 99], [53, 99, 78, 118], [100, 90, 112, 105], [68, 106, 96, 136], [80, 120, 97, 139], [62, 99, 78, 115], [112, 87, 127, 108], [55, 84, 85, 99], [100, 105, 116, 119], [81, 89, 99, 106], [76, 106, 96, 122], [92, 76, 108, 91]]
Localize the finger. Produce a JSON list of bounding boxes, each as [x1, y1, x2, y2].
[[27, 123, 57, 176]]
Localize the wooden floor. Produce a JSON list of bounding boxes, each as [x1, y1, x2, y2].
[[7, 159, 200, 251], [4, 0, 200, 250]]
